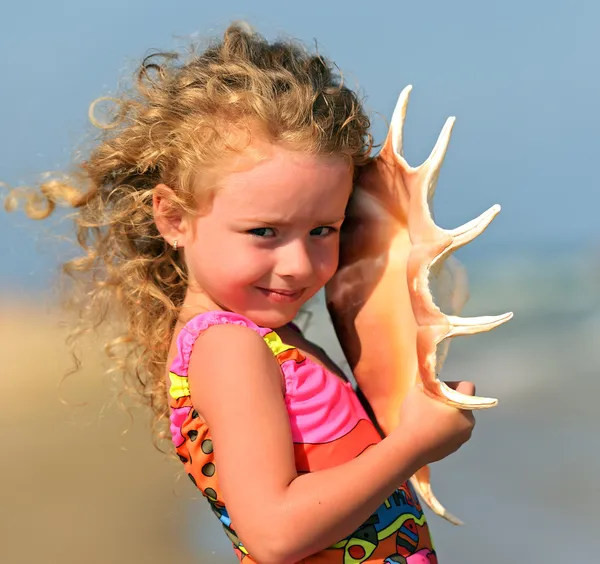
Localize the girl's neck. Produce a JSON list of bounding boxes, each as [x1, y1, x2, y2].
[[178, 287, 220, 323]]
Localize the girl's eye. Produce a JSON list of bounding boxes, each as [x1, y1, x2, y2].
[[310, 226, 337, 237], [248, 227, 275, 238]]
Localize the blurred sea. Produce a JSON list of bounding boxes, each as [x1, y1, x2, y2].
[[2, 245, 599, 563]]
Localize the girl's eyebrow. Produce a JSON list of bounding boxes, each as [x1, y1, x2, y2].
[[238, 215, 345, 225], [322, 216, 346, 225]]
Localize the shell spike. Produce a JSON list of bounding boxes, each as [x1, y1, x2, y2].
[[422, 116, 455, 171], [410, 467, 464, 526], [446, 312, 514, 337], [437, 381, 498, 409], [390, 85, 413, 158], [444, 204, 501, 253], [415, 116, 456, 203]]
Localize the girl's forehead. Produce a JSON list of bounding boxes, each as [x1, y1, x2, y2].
[[210, 142, 352, 217]]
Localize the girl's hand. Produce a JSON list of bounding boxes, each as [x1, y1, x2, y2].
[[395, 381, 476, 468]]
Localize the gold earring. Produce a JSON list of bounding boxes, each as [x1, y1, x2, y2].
[[172, 239, 178, 251]]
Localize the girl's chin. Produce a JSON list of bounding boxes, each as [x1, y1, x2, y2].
[[239, 302, 305, 329], [250, 310, 299, 329]]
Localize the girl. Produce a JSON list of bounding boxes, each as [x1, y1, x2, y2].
[[6, 24, 475, 564]]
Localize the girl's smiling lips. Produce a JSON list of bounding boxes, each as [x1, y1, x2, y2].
[[256, 287, 306, 302]]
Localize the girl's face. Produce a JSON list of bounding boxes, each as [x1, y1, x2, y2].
[[183, 141, 353, 328]]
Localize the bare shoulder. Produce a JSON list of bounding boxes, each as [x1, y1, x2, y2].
[[187, 322, 285, 420], [192, 322, 273, 365]]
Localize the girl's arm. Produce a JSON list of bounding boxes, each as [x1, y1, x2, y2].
[[189, 323, 474, 564]]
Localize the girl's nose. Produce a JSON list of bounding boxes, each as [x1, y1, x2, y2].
[[276, 239, 313, 280]]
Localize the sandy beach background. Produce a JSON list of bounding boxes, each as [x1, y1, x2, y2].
[[2, 247, 599, 563]]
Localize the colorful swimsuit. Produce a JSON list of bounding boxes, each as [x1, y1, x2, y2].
[[168, 311, 437, 563]]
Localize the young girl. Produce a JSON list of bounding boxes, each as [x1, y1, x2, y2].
[[7, 23, 476, 564]]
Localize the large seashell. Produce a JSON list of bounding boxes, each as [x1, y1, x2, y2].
[[325, 85, 513, 524]]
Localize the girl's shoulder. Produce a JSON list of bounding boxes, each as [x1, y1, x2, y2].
[[170, 310, 274, 378], [167, 310, 287, 428], [169, 310, 349, 389]]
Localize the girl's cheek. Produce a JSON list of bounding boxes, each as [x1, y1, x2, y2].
[[230, 245, 271, 274], [317, 241, 341, 274]]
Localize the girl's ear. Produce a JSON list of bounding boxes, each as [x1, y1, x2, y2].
[[152, 184, 191, 248]]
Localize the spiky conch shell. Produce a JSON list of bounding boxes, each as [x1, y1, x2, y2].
[[325, 86, 513, 525]]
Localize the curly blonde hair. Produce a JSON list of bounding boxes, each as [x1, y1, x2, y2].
[[4, 23, 373, 442]]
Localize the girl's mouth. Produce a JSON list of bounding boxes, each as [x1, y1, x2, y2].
[[257, 287, 305, 303]]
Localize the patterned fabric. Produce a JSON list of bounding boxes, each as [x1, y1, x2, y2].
[[168, 311, 437, 563]]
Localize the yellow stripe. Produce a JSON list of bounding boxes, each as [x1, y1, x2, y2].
[[378, 512, 427, 542], [331, 513, 428, 548], [169, 372, 190, 400], [263, 331, 295, 356]]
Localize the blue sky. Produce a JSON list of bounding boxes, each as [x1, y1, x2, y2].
[[2, 0, 599, 292]]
